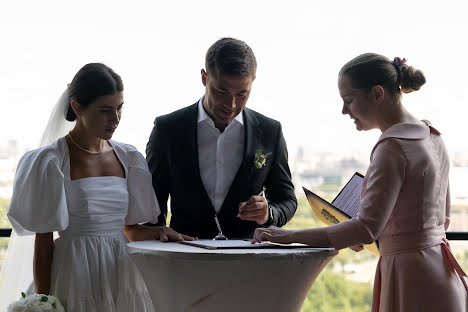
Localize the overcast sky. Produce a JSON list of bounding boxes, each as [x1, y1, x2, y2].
[[1, 0, 467, 159]]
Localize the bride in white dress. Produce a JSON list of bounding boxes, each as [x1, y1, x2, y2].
[[6, 63, 193, 311]]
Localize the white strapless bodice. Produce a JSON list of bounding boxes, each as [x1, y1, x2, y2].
[[61, 177, 128, 237]]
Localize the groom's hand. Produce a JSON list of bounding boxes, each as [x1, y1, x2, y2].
[[238, 195, 269, 225]]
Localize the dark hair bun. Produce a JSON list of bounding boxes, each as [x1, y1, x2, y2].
[[400, 66, 426, 93]]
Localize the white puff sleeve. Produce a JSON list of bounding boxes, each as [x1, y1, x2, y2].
[[124, 144, 160, 225], [7, 146, 69, 236]]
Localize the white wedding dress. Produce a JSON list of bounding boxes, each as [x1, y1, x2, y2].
[[7, 137, 160, 312]]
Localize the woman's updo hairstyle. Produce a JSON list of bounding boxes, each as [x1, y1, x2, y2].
[[339, 53, 426, 99], [65, 63, 123, 121]]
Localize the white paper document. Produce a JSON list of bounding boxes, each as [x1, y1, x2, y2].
[[331, 173, 363, 218], [179, 239, 314, 250]]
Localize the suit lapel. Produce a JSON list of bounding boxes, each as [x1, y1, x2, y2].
[[243, 108, 262, 175], [186, 103, 201, 180]]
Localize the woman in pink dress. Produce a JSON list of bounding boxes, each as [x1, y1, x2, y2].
[[254, 53, 467, 311]]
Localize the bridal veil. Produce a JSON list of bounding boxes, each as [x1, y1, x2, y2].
[[0, 88, 75, 310]]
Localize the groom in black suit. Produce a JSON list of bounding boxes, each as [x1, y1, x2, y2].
[[146, 38, 297, 239]]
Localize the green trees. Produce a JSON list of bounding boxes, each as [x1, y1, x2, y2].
[[0, 198, 10, 251], [0, 198, 9, 227], [286, 195, 374, 312], [302, 272, 372, 311]]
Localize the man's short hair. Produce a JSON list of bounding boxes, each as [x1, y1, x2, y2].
[[205, 37, 257, 78]]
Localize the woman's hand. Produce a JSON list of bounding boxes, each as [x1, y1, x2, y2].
[[253, 226, 295, 244], [349, 245, 364, 252], [154, 226, 196, 242], [253, 226, 332, 247], [124, 224, 195, 242]]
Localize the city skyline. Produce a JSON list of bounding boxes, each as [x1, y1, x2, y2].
[[0, 138, 467, 205]]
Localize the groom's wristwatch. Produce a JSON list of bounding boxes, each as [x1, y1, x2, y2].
[[263, 206, 274, 227]]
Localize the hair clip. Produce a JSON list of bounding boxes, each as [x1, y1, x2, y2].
[[393, 57, 407, 68]]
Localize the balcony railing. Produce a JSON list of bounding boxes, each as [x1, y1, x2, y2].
[[446, 232, 468, 240], [0, 228, 11, 237]]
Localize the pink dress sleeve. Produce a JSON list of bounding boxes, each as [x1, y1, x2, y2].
[[327, 139, 406, 250], [446, 181, 451, 218], [445, 181, 451, 230]]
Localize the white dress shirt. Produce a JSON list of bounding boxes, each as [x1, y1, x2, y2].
[[197, 97, 245, 213]]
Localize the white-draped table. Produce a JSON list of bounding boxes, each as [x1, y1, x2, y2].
[[127, 241, 337, 312]]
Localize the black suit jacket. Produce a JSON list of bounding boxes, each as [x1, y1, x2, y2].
[[146, 102, 297, 238]]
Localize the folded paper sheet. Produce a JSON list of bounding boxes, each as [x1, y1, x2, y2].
[[179, 239, 324, 250]]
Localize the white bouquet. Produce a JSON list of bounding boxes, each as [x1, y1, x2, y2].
[[7, 292, 65, 312]]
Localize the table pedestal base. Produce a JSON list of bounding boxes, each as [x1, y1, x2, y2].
[[130, 249, 335, 312]]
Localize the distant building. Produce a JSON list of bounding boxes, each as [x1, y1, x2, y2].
[[451, 166, 468, 209]]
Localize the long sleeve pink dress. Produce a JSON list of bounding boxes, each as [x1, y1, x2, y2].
[[327, 120, 467, 312]]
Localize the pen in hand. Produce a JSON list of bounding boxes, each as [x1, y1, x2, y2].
[[237, 187, 265, 217]]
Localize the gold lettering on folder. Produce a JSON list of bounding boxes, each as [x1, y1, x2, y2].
[[321, 209, 339, 224]]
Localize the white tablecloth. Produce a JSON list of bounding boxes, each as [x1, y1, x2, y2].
[[127, 241, 337, 312]]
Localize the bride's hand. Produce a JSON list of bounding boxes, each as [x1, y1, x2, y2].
[[156, 226, 196, 242], [124, 224, 196, 242]]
